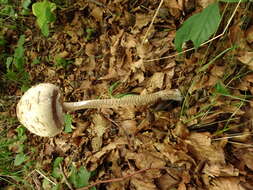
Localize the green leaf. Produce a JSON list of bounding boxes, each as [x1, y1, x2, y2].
[[32, 0, 56, 37], [52, 184, 61, 190], [69, 166, 91, 188], [0, 0, 9, 4], [64, 114, 72, 133], [32, 58, 40, 65], [175, 2, 221, 52], [22, 0, 32, 15], [22, 0, 32, 9], [55, 57, 71, 68], [6, 57, 13, 71], [0, 36, 6, 46], [1, 5, 16, 17], [14, 153, 27, 166], [52, 157, 63, 179], [14, 35, 25, 71], [215, 82, 230, 96], [109, 81, 120, 97]]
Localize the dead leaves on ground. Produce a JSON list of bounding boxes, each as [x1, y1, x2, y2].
[[11, 0, 253, 189]]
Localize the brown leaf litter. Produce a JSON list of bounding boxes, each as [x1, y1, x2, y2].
[[1, 0, 253, 189]]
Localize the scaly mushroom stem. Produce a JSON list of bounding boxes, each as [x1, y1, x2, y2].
[[63, 89, 182, 111]]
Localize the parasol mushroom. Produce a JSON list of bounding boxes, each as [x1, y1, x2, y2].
[[16, 83, 182, 137]]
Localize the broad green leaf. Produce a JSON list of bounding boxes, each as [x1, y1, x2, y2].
[[32, 0, 56, 37], [69, 166, 91, 188], [64, 114, 72, 133], [175, 2, 221, 52], [14, 153, 27, 166], [215, 82, 230, 96], [52, 157, 63, 179]]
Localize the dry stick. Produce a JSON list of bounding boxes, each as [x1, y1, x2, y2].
[[34, 169, 56, 186], [76, 167, 160, 190], [141, 0, 164, 45], [213, 132, 253, 141], [227, 141, 253, 147], [144, 0, 242, 62]]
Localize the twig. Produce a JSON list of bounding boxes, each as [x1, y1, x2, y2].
[[141, 0, 164, 45], [76, 167, 161, 190], [227, 141, 253, 147], [213, 132, 253, 141], [35, 169, 56, 186], [144, 0, 242, 62], [59, 164, 74, 190]]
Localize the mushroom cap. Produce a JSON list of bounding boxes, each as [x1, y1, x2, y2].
[[16, 83, 65, 137]]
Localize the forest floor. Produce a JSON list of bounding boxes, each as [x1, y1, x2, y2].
[[1, 0, 253, 189]]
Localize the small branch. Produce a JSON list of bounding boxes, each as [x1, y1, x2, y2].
[[141, 0, 164, 45], [76, 167, 161, 190], [35, 169, 57, 186]]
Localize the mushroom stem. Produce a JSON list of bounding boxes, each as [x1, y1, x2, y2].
[[63, 89, 182, 112]]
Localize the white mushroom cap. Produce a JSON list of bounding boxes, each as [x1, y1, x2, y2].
[[16, 83, 65, 137]]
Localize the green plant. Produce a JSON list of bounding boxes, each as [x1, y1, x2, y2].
[[54, 56, 73, 68], [108, 81, 134, 98], [69, 165, 95, 189], [175, 0, 249, 52], [21, 0, 32, 15], [5, 35, 30, 91], [0, 115, 33, 188], [85, 28, 96, 41], [64, 114, 72, 133], [0, 0, 16, 18], [32, 0, 56, 37], [51, 157, 95, 189]]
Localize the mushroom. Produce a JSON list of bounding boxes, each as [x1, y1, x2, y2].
[[16, 83, 182, 137]]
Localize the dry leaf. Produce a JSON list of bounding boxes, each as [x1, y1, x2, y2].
[[154, 143, 195, 166], [134, 13, 151, 29], [210, 177, 245, 190], [234, 147, 253, 171], [237, 52, 253, 69], [86, 137, 128, 170], [157, 173, 180, 190], [197, 0, 216, 8], [126, 151, 166, 169], [148, 72, 165, 91], [246, 25, 253, 44], [211, 65, 226, 77], [91, 6, 103, 22], [131, 178, 157, 190], [185, 132, 225, 163], [91, 114, 109, 151], [203, 163, 239, 177]]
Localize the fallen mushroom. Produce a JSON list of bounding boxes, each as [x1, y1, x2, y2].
[[16, 83, 182, 137]]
